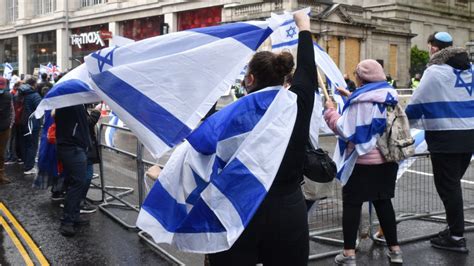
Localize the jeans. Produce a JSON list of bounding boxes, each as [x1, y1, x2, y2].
[[22, 129, 40, 171], [57, 146, 88, 224], [80, 163, 94, 202]]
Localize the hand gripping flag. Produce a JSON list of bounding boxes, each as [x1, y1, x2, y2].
[[136, 87, 297, 253], [333, 81, 397, 185], [85, 16, 287, 158], [406, 64, 474, 130]]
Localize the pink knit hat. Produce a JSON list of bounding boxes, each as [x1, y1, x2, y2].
[[355, 59, 386, 83]]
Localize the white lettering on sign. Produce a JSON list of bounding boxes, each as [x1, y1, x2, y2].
[[70, 31, 105, 48]]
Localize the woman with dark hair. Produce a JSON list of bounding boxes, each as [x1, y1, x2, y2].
[[208, 11, 316, 265], [324, 59, 402, 265]]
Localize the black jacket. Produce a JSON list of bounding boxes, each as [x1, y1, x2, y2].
[[272, 31, 316, 187], [56, 105, 100, 151], [425, 48, 474, 153], [0, 89, 12, 131], [18, 84, 42, 132]]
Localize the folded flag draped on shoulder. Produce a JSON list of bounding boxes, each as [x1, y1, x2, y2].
[[3, 62, 13, 79], [406, 64, 474, 130], [85, 17, 286, 158], [333, 81, 397, 185], [137, 87, 297, 253], [34, 64, 101, 118]]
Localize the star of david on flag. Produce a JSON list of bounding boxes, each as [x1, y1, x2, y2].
[[453, 67, 473, 96], [91, 47, 116, 73]]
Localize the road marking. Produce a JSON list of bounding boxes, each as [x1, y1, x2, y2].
[[406, 169, 432, 176], [0, 202, 50, 266], [405, 169, 474, 185], [0, 215, 34, 266]]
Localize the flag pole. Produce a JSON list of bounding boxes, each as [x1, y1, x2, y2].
[[317, 68, 331, 101]]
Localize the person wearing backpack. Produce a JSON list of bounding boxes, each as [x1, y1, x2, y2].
[[406, 32, 474, 253], [324, 59, 402, 265], [18, 78, 42, 175]]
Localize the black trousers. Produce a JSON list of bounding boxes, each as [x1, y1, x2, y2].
[[431, 153, 472, 237], [57, 146, 88, 225], [208, 184, 308, 266], [343, 199, 398, 249]]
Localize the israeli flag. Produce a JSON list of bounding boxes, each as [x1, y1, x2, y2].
[[85, 17, 286, 158], [396, 129, 427, 179], [34, 64, 101, 118], [104, 112, 125, 147], [3, 62, 13, 80], [137, 87, 297, 253], [333, 81, 397, 185], [406, 64, 474, 130]]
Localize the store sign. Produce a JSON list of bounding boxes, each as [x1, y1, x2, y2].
[[70, 31, 105, 48]]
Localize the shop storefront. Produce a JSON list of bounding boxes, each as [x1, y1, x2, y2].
[[0, 37, 18, 73], [119, 15, 164, 41], [177, 6, 222, 31], [70, 24, 110, 68], [27, 30, 56, 74]]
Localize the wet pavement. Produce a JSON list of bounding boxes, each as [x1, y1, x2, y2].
[[1, 127, 474, 265]]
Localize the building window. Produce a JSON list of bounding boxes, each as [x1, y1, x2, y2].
[[81, 0, 107, 7], [455, 0, 468, 6], [35, 0, 56, 15], [27, 31, 57, 74], [6, 0, 18, 23], [177, 6, 222, 31]]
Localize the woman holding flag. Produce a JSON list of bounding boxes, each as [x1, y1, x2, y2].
[[324, 59, 402, 264], [208, 10, 315, 266]]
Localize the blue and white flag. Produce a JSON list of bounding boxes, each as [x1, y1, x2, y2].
[[34, 36, 135, 118], [333, 81, 397, 185], [406, 64, 474, 130], [396, 129, 427, 179], [34, 64, 101, 118], [85, 17, 286, 158], [104, 112, 125, 147], [3, 62, 13, 80], [137, 87, 297, 252], [270, 16, 346, 107]]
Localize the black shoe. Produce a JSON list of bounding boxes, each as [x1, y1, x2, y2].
[[74, 216, 90, 226], [59, 224, 76, 237], [80, 201, 97, 214], [51, 192, 65, 201], [431, 231, 469, 253]]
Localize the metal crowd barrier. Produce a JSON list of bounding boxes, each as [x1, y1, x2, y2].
[[94, 124, 474, 263], [369, 153, 474, 245], [92, 123, 144, 230]]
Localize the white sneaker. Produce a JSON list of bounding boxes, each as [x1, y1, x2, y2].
[[23, 168, 37, 175]]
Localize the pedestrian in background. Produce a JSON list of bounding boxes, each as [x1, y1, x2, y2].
[[406, 31, 474, 253], [0, 77, 14, 184], [344, 73, 356, 93], [324, 59, 402, 265], [18, 78, 42, 175], [409, 73, 421, 90], [4, 80, 23, 165], [36, 72, 53, 98]]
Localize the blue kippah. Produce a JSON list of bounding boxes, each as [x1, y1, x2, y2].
[[435, 32, 453, 43]]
